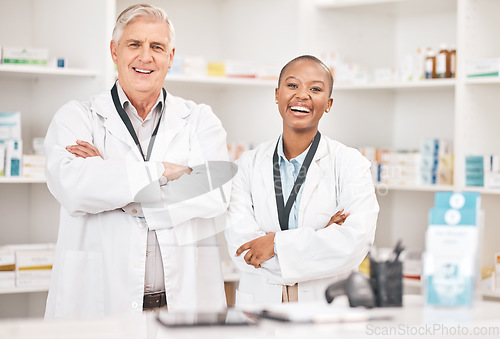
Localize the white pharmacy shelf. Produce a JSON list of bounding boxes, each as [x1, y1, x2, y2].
[[165, 74, 456, 91], [465, 77, 500, 85], [334, 79, 455, 91], [481, 290, 500, 299], [374, 184, 454, 193], [0, 285, 49, 295], [375, 184, 500, 195], [0, 177, 46, 184], [0, 64, 99, 78], [165, 74, 277, 87], [314, 0, 456, 16]]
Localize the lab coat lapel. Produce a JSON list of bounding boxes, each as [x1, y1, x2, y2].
[[148, 94, 188, 161], [93, 93, 145, 161], [261, 141, 282, 232], [298, 137, 328, 227]]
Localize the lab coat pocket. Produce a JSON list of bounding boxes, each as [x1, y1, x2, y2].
[[235, 289, 255, 306], [165, 245, 225, 312], [193, 246, 226, 310], [54, 250, 104, 318]]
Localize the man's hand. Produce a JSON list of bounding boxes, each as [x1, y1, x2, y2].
[[66, 140, 103, 159], [236, 232, 275, 268], [326, 209, 349, 227], [162, 162, 192, 181]]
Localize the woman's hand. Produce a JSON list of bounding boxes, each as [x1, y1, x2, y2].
[[326, 209, 349, 227], [236, 232, 276, 268]]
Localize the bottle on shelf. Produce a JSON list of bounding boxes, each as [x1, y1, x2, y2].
[[436, 43, 451, 78], [449, 45, 457, 78], [425, 47, 436, 79], [413, 47, 425, 81]]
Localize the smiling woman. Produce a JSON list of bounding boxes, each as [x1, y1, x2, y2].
[[275, 56, 333, 158], [225, 54, 379, 306]]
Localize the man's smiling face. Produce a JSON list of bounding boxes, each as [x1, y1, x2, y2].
[[110, 17, 174, 100]]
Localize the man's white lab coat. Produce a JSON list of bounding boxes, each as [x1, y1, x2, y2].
[[44, 90, 230, 318]]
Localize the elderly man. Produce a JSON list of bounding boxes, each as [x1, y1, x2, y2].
[[44, 3, 230, 318]]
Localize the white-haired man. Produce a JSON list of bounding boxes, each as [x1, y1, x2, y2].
[[44, 3, 231, 318]]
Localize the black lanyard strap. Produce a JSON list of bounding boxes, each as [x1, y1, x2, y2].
[[273, 131, 321, 231], [111, 83, 166, 162]]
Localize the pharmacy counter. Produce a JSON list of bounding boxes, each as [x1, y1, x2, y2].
[[1, 296, 500, 339]]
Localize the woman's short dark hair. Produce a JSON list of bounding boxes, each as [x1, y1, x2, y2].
[[278, 55, 334, 97]]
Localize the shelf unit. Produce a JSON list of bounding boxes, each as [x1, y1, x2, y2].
[[2, 0, 500, 318], [0, 0, 116, 318], [0, 178, 46, 184], [0, 64, 99, 78], [0, 286, 50, 295]]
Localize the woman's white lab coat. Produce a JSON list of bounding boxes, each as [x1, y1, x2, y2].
[[44, 91, 230, 318], [225, 136, 379, 306]]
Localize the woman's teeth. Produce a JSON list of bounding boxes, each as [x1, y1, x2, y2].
[[291, 106, 310, 113]]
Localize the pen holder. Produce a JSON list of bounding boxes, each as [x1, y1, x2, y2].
[[370, 259, 403, 307]]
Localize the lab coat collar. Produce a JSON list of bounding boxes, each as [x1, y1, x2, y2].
[[263, 132, 328, 161], [90, 91, 188, 161], [147, 94, 188, 161], [261, 134, 328, 230]]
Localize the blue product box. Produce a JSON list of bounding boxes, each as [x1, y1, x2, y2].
[[420, 168, 437, 185], [465, 172, 484, 187], [421, 138, 439, 155], [433, 191, 481, 211], [465, 155, 484, 171], [425, 257, 475, 307], [421, 154, 439, 170]]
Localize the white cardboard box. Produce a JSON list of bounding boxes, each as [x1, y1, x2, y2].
[[2, 47, 48, 66], [466, 58, 500, 77]]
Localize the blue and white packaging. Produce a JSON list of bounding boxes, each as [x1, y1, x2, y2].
[[420, 139, 452, 185], [423, 192, 482, 307], [5, 139, 22, 177], [0, 112, 21, 140]]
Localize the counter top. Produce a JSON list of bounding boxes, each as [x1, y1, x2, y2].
[[1, 295, 500, 339]]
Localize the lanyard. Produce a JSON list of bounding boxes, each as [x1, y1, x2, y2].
[[111, 83, 166, 162], [273, 131, 321, 231]]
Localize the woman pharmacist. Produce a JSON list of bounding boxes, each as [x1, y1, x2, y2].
[[225, 55, 379, 304]]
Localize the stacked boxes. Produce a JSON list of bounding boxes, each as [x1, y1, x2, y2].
[[0, 249, 15, 288], [464, 154, 500, 188], [380, 151, 420, 186], [420, 138, 453, 185], [0, 244, 55, 288], [359, 146, 386, 184], [0, 112, 22, 177], [360, 140, 453, 187], [465, 155, 484, 187], [22, 154, 46, 179]]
